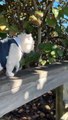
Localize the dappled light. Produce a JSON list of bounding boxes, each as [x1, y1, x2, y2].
[[0, 25, 6, 31], [0, 15, 8, 32], [7, 69, 48, 99], [10, 78, 23, 93], [61, 112, 68, 120], [37, 71, 48, 90], [24, 91, 29, 100]]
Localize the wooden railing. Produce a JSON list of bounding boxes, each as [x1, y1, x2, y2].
[[0, 62, 68, 120]]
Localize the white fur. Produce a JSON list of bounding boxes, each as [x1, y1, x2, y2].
[[0, 64, 3, 71], [0, 33, 34, 77]]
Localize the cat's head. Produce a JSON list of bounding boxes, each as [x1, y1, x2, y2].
[[18, 33, 34, 53]]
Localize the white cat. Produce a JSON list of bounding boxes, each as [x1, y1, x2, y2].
[[0, 33, 34, 77]]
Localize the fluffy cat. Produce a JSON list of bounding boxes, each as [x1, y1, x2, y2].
[[0, 33, 34, 77]]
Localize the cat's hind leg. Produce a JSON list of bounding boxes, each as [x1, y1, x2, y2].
[[6, 43, 21, 77], [6, 44, 16, 77], [0, 64, 3, 71]]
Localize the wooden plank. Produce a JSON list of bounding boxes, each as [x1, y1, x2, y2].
[[0, 62, 68, 117]]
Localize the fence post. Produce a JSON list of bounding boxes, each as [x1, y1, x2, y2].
[[56, 85, 64, 120]]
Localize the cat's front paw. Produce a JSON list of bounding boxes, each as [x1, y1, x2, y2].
[[6, 72, 14, 77]]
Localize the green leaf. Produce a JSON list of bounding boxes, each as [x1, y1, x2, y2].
[[48, 57, 56, 64], [22, 52, 40, 66], [57, 49, 63, 57], [24, 21, 34, 33], [52, 8, 59, 18], [63, 7, 68, 16], [58, 9, 64, 18], [0, 32, 7, 39], [55, 25, 62, 34], [38, 43, 53, 53], [35, 11, 44, 18], [46, 17, 57, 27], [58, 7, 68, 18], [62, 39, 68, 47], [9, 24, 18, 32], [51, 50, 58, 58], [0, 15, 7, 25], [52, 45, 58, 49], [51, 51, 56, 56], [39, 59, 46, 66]]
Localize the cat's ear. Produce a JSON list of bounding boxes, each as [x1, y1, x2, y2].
[[29, 33, 32, 37], [27, 33, 32, 39]]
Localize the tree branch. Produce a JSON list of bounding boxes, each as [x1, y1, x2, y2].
[[32, 0, 38, 10], [32, 0, 42, 52]]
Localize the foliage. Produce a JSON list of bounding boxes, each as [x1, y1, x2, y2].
[[38, 42, 64, 64], [20, 52, 40, 67], [0, 0, 68, 66]]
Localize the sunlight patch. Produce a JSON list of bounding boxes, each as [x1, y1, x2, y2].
[[37, 71, 48, 90], [11, 79, 22, 93], [24, 91, 29, 100]]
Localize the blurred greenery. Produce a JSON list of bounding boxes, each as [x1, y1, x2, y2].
[[0, 0, 68, 67], [0, 32, 7, 38]]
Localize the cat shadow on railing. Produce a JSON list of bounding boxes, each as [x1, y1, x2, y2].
[[0, 66, 48, 99]]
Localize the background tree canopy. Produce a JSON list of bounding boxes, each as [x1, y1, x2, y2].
[[0, 0, 68, 67]]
